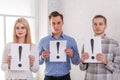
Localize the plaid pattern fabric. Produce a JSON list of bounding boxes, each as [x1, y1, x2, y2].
[[113, 72, 120, 80], [80, 36, 120, 80]]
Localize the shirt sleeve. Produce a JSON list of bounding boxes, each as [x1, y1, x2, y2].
[[1, 43, 11, 71], [71, 39, 80, 65], [105, 46, 120, 72], [79, 45, 88, 71], [38, 39, 45, 64], [30, 44, 39, 73], [79, 62, 88, 71]]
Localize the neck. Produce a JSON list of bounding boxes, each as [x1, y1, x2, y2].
[[18, 37, 25, 43], [95, 33, 105, 37], [53, 32, 62, 39]]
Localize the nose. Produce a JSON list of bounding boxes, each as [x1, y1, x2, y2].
[[95, 24, 100, 28], [54, 24, 59, 29], [55, 24, 58, 27]]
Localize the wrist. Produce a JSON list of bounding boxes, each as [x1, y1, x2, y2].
[[41, 55, 45, 60], [103, 60, 108, 65]]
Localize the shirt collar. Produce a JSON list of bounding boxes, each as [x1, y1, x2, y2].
[[94, 34, 106, 39], [101, 34, 106, 39], [50, 32, 64, 39]]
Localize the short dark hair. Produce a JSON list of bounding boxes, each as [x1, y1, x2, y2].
[[92, 15, 107, 24], [49, 11, 63, 21]]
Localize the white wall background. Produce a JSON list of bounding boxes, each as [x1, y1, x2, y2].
[[39, 0, 120, 80]]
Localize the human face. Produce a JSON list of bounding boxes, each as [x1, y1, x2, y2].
[[50, 16, 64, 35], [92, 18, 107, 36], [15, 23, 27, 38]]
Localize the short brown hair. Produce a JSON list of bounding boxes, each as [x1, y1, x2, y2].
[[49, 11, 63, 21], [92, 15, 107, 24]]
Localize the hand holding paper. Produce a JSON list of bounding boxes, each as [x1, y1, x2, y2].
[[29, 55, 35, 67], [81, 52, 89, 63], [41, 50, 50, 60], [96, 53, 108, 64], [83, 37, 102, 63], [65, 48, 74, 58]]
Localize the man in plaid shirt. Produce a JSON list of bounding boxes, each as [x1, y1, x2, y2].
[[80, 15, 120, 80]]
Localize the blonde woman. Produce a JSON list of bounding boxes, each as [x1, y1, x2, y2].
[[1, 18, 39, 80]]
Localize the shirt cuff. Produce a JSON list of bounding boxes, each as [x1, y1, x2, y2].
[[105, 61, 114, 72], [1, 63, 9, 71], [39, 56, 44, 64]]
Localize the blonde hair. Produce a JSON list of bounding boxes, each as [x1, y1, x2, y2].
[[13, 18, 32, 45]]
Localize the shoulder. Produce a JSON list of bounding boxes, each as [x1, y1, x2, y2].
[[30, 43, 39, 52], [3, 42, 14, 53], [5, 42, 13, 48], [39, 35, 51, 42], [105, 37, 119, 47], [31, 43, 38, 49], [63, 34, 77, 45], [63, 34, 75, 41]]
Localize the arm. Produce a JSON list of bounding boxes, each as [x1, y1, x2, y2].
[[105, 46, 120, 72], [38, 39, 50, 64], [1, 43, 11, 71], [79, 46, 89, 71], [30, 44, 39, 73], [69, 39, 80, 65], [79, 62, 88, 71], [79, 53, 89, 71], [38, 39, 45, 64]]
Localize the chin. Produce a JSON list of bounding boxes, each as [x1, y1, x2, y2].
[[18, 35, 25, 38], [96, 33, 103, 36]]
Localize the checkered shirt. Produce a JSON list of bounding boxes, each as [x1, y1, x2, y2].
[[80, 36, 120, 80]]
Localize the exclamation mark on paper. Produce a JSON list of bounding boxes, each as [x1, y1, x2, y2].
[[91, 39, 94, 59], [56, 42, 60, 59], [18, 46, 22, 67]]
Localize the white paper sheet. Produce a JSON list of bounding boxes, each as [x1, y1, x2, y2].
[[10, 44, 30, 70], [83, 37, 102, 63], [50, 40, 67, 62]]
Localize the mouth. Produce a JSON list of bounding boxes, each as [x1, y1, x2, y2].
[[95, 29, 101, 31], [18, 33, 23, 35]]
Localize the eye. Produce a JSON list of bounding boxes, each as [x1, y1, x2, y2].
[[94, 23, 97, 26], [57, 22, 61, 25], [99, 23, 103, 26], [52, 22, 55, 25], [21, 26, 25, 29], [16, 27, 19, 30]]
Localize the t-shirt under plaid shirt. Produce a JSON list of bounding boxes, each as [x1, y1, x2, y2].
[[80, 36, 120, 80]]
